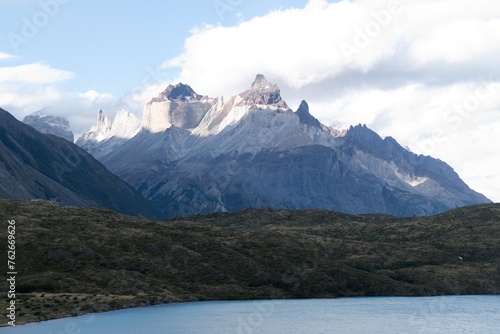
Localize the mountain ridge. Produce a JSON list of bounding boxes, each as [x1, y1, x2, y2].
[[77, 75, 491, 218]]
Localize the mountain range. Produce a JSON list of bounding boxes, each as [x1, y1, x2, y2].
[[76, 75, 491, 218], [0, 107, 160, 219]]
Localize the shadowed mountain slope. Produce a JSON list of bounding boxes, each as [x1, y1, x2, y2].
[[0, 108, 161, 219]]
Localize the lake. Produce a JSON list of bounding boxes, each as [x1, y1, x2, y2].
[[3, 295, 499, 333]]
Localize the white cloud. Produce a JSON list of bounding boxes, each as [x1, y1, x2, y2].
[[164, 0, 500, 96], [410, 18, 500, 65], [0, 52, 17, 61], [163, 0, 375, 96], [0, 62, 70, 113], [0, 85, 120, 139], [0, 63, 74, 84]]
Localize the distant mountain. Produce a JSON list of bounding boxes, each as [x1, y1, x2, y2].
[[0, 107, 160, 219], [77, 75, 491, 218], [23, 109, 75, 142]]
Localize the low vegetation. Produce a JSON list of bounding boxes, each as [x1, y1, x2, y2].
[[1, 199, 499, 325]]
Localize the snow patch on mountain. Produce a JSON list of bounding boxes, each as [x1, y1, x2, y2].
[[400, 174, 430, 187], [23, 109, 74, 142]]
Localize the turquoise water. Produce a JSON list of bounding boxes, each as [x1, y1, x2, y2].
[[3, 295, 500, 333]]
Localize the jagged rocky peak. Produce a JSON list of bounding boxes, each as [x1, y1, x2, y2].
[[96, 109, 112, 133], [23, 109, 74, 142], [77, 109, 140, 145], [76, 108, 142, 159], [251, 74, 272, 90], [295, 100, 321, 129], [150, 83, 203, 103], [76, 109, 112, 146], [346, 124, 381, 140], [143, 83, 215, 133], [239, 74, 289, 109]]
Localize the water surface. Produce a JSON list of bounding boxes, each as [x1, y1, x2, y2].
[[4, 295, 499, 333]]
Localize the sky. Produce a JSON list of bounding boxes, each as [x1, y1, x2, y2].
[[0, 0, 499, 202]]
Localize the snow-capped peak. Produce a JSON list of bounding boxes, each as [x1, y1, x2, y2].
[[23, 109, 74, 142]]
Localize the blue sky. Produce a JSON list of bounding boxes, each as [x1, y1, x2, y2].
[[0, 0, 500, 202], [1, 0, 308, 95]]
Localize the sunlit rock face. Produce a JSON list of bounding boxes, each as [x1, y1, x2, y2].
[[142, 83, 216, 133]]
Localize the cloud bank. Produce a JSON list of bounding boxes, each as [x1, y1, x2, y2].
[[0, 59, 119, 138]]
